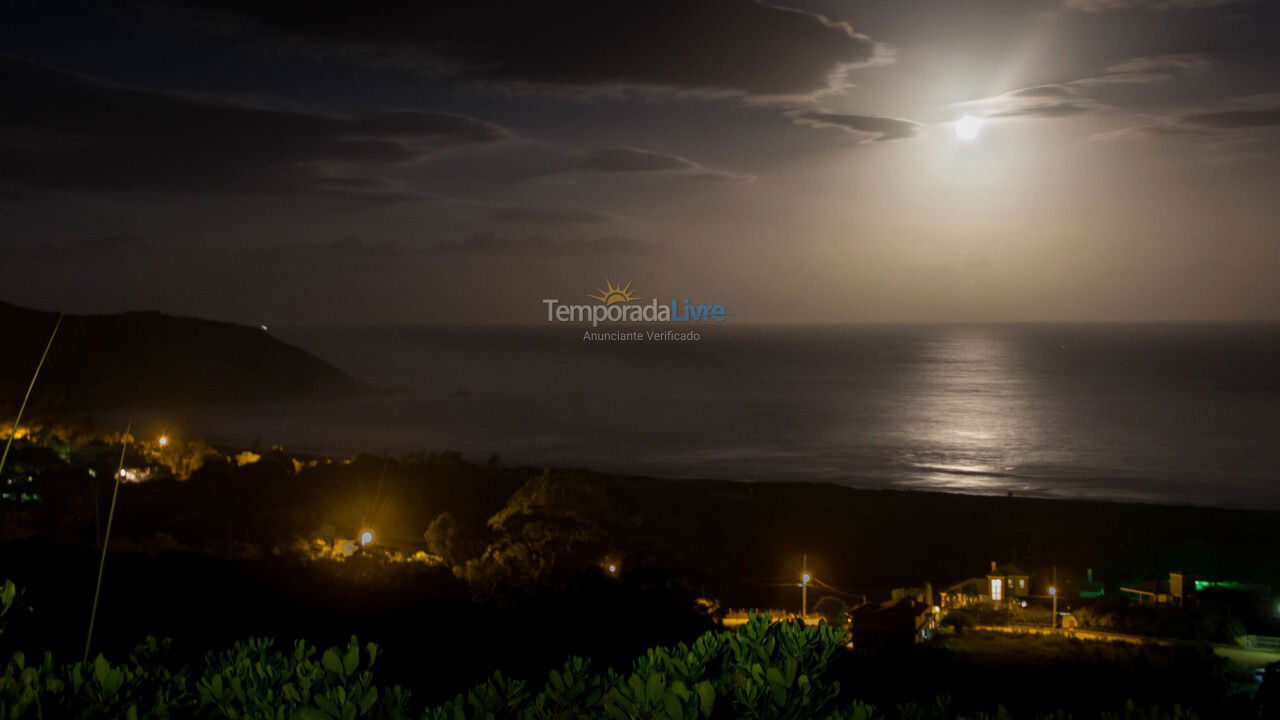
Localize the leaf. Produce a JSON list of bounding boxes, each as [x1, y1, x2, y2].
[[695, 681, 715, 717], [322, 649, 344, 677], [663, 692, 682, 720], [93, 655, 111, 686], [342, 643, 359, 677], [359, 686, 377, 713]]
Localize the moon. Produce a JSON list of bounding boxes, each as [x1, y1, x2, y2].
[[955, 115, 984, 140]]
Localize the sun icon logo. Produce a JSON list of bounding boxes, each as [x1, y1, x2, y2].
[[588, 280, 641, 305]]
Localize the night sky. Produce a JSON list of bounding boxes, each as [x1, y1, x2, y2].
[[3, 0, 1279, 324]]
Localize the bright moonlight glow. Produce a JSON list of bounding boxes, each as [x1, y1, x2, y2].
[[955, 115, 984, 140]]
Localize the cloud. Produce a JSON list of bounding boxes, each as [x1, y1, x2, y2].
[[0, 54, 510, 197], [254, 236, 408, 261], [785, 109, 926, 142], [1181, 109, 1280, 128], [985, 102, 1097, 118], [1090, 123, 1213, 140], [348, 111, 510, 144], [0, 233, 164, 261], [150, 0, 886, 98], [577, 148, 699, 173], [488, 206, 614, 225], [955, 54, 1210, 120], [1100, 54, 1212, 76], [1091, 100, 1280, 142], [559, 147, 754, 182], [1072, 54, 1211, 87], [957, 89, 1099, 119], [250, 232, 662, 261], [1006, 85, 1078, 98], [431, 233, 663, 257], [1064, 0, 1247, 11]]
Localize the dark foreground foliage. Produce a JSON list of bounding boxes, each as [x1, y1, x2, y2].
[[1, 613, 1206, 720]]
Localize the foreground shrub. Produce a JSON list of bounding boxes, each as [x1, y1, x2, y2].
[[0, 613, 1201, 719]]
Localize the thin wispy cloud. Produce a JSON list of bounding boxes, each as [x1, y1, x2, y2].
[[430, 233, 664, 257], [548, 148, 755, 183], [785, 109, 926, 142], [955, 54, 1211, 120]]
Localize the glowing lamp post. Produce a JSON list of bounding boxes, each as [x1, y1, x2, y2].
[[800, 571, 811, 619], [157, 435, 169, 447], [1049, 586, 1058, 629], [607, 563, 618, 575]]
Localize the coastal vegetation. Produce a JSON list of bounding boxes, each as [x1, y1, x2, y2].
[[0, 606, 1223, 719]]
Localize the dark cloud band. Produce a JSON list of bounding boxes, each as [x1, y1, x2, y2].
[[149, 0, 884, 97]]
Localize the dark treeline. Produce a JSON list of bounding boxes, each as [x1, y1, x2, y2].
[[10, 439, 1280, 603]]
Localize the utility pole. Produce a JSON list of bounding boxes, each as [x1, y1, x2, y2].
[[1049, 566, 1059, 630], [800, 553, 810, 620]]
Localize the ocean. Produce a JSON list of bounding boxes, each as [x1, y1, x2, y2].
[[167, 324, 1280, 509]]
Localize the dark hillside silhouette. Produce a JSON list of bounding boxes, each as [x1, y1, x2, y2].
[[0, 300, 375, 410]]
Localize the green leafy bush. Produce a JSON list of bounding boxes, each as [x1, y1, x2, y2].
[[0, 580, 1202, 720]]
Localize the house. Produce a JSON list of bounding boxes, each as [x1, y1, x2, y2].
[[1120, 570, 1194, 605], [940, 561, 1030, 608], [848, 598, 932, 653]]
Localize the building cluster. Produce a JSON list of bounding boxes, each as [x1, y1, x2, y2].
[[840, 559, 1276, 653]]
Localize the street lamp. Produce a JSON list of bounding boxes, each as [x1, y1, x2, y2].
[[800, 571, 811, 619], [1049, 586, 1058, 629], [157, 435, 169, 447], [359, 530, 374, 547]]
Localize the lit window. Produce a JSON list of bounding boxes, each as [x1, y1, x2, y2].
[[991, 578, 1003, 601]]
